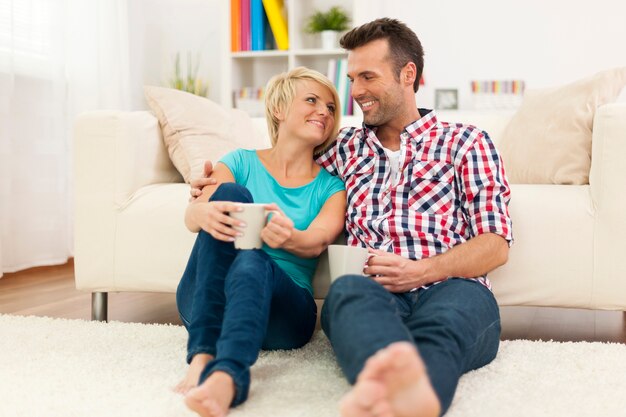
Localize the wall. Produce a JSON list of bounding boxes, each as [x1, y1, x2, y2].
[[127, 0, 224, 108], [126, 0, 625, 111], [355, 0, 626, 108]]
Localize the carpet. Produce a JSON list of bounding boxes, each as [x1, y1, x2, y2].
[[1, 315, 626, 417]]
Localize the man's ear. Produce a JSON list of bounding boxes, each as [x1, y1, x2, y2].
[[402, 62, 417, 87]]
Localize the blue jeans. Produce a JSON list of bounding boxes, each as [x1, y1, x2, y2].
[[176, 183, 317, 406], [321, 275, 501, 415]]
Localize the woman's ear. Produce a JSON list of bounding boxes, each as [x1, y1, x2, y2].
[[273, 106, 285, 122]]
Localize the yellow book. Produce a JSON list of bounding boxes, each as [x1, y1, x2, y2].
[[262, 0, 289, 50]]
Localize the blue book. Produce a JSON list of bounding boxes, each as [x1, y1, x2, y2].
[[250, 0, 265, 51]]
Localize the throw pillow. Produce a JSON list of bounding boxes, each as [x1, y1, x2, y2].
[[144, 86, 265, 183], [499, 67, 626, 185]]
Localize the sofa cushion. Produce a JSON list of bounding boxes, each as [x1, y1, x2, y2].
[[499, 67, 626, 185], [144, 86, 266, 183]]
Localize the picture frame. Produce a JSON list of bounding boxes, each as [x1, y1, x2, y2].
[[435, 88, 459, 110]]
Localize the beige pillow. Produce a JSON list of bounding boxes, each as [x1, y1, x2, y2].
[[499, 67, 626, 185], [144, 86, 265, 183]]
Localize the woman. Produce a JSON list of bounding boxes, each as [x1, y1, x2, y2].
[[176, 67, 346, 417]]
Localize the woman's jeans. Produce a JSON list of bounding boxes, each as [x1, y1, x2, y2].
[[321, 275, 501, 416], [176, 183, 317, 406]]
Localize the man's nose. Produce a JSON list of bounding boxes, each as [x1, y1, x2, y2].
[[350, 78, 362, 100]]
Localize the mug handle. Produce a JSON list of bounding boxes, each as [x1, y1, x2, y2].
[[263, 209, 281, 224]]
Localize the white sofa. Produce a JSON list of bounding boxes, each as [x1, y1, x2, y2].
[[74, 105, 626, 321]]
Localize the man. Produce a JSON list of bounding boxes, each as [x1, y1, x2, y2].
[[193, 18, 512, 417]]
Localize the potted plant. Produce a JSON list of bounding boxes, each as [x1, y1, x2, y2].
[[304, 6, 351, 50], [169, 52, 208, 97]]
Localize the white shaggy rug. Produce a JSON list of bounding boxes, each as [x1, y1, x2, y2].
[[1, 314, 626, 417]]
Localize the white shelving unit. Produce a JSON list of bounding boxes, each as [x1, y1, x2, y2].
[[219, 0, 356, 113]]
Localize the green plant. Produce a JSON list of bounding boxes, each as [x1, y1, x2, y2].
[[169, 52, 208, 97], [305, 6, 350, 33]]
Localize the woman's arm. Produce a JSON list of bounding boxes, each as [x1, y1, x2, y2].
[[184, 163, 242, 240], [262, 191, 346, 258]]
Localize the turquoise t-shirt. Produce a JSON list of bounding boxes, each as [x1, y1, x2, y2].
[[219, 149, 345, 295]]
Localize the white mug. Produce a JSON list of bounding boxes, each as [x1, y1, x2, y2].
[[328, 244, 370, 282], [229, 203, 277, 250]]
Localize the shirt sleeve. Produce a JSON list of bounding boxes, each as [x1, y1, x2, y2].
[[459, 130, 514, 245], [323, 172, 346, 200], [218, 149, 248, 184], [315, 126, 355, 178]]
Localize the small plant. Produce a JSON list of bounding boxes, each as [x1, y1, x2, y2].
[[169, 52, 208, 97], [305, 6, 350, 33]]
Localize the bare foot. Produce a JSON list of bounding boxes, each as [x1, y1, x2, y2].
[[174, 353, 214, 395], [185, 371, 236, 417], [340, 342, 441, 417]]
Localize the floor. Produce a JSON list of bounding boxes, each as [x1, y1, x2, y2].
[[1, 259, 625, 343]]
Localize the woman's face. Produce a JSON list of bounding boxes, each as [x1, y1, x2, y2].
[[279, 80, 336, 146]]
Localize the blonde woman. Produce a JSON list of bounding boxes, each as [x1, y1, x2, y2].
[[176, 67, 346, 417]]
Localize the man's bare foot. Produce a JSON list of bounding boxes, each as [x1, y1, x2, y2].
[[185, 371, 236, 417], [340, 342, 441, 417], [174, 353, 214, 395]]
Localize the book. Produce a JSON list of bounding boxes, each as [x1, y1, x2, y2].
[[240, 0, 251, 51], [250, 0, 265, 51], [262, 0, 288, 50], [230, 0, 241, 52]]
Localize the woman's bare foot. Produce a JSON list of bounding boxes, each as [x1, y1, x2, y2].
[[174, 353, 214, 395], [340, 342, 441, 417], [185, 370, 236, 417]]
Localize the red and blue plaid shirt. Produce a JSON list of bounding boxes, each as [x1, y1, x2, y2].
[[315, 109, 513, 289]]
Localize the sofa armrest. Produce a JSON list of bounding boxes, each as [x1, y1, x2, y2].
[[589, 103, 626, 308], [74, 110, 181, 291]]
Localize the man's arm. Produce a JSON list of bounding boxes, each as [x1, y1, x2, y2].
[[366, 233, 509, 293]]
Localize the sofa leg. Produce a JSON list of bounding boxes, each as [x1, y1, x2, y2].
[[91, 292, 108, 322]]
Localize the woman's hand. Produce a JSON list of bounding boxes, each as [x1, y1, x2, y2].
[[189, 201, 244, 241], [261, 203, 294, 249]]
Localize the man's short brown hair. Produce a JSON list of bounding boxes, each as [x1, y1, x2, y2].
[[340, 18, 424, 92]]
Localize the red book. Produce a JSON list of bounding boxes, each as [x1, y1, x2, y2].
[[240, 0, 251, 51]]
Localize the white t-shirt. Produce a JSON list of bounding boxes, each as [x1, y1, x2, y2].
[[384, 147, 402, 184]]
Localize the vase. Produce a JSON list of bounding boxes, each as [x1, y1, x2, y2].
[[320, 30, 338, 50]]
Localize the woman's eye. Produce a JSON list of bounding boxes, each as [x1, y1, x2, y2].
[[306, 97, 316, 103], [328, 105, 336, 114]]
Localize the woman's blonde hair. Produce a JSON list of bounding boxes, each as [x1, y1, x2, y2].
[[264, 67, 341, 155]]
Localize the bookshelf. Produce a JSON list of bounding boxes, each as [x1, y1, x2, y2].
[[220, 0, 357, 116]]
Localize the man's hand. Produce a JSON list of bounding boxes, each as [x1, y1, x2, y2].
[[365, 249, 440, 293], [260, 203, 294, 249], [189, 161, 217, 202]]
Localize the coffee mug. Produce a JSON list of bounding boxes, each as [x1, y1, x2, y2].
[[229, 203, 277, 250], [328, 244, 370, 282]]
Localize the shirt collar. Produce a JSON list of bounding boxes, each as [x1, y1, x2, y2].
[[361, 108, 438, 149]]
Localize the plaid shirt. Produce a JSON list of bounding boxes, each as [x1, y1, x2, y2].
[[316, 109, 513, 289]]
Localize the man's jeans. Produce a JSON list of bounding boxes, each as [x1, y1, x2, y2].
[[321, 275, 501, 415], [176, 183, 317, 406]]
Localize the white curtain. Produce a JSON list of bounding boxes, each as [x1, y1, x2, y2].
[[0, 0, 131, 277]]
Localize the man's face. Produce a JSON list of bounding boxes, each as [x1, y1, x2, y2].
[[347, 39, 405, 127]]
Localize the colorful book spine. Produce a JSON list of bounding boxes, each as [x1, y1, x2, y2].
[[230, 0, 241, 52], [240, 0, 251, 51], [250, 0, 265, 51], [262, 0, 289, 50]]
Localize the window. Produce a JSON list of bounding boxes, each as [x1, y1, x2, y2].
[[0, 0, 55, 75]]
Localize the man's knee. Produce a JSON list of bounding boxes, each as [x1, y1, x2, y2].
[[325, 274, 374, 303], [210, 183, 253, 203], [321, 274, 377, 330]]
